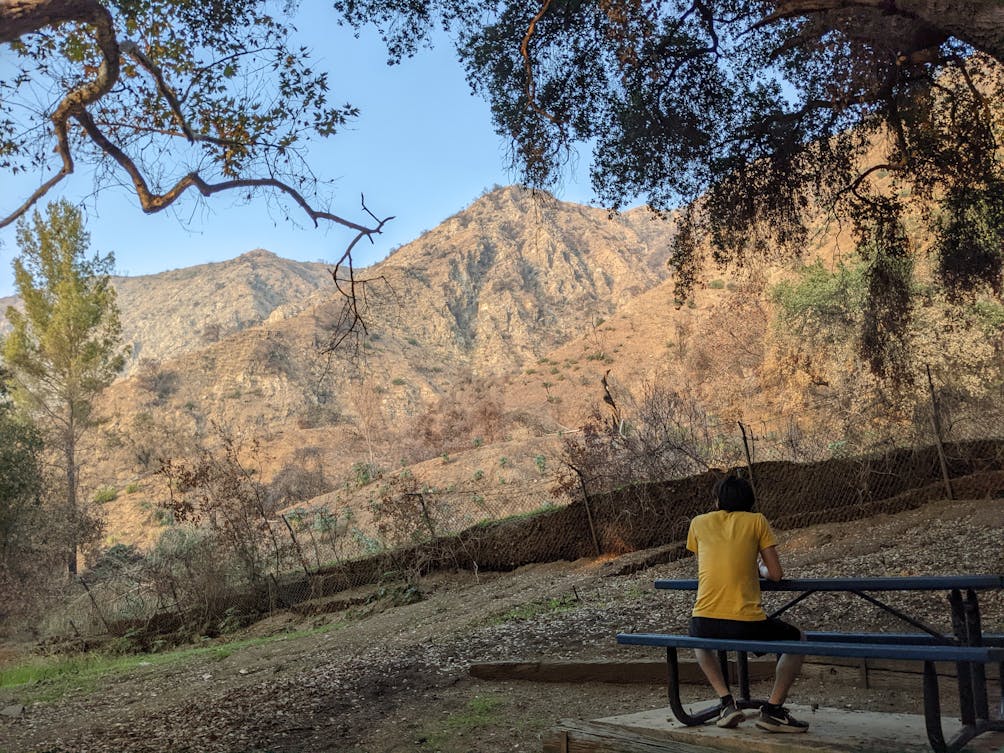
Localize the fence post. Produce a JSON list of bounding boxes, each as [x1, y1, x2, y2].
[[569, 464, 602, 557], [738, 421, 757, 496], [926, 365, 954, 501], [280, 514, 312, 577], [416, 493, 437, 538], [78, 576, 112, 634]]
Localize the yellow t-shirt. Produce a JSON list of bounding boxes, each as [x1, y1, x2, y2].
[[687, 510, 777, 621]]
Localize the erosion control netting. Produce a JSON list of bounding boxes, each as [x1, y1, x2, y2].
[[47, 394, 1004, 644]]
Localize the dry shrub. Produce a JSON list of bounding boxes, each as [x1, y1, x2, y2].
[[561, 379, 741, 496], [158, 424, 290, 585], [405, 372, 507, 461]]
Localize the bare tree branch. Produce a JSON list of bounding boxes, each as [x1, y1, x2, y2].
[[0, 0, 119, 228], [317, 195, 396, 353], [520, 0, 562, 127], [1, 0, 384, 240]]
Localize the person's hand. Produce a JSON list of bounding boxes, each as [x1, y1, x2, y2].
[[758, 562, 770, 579]]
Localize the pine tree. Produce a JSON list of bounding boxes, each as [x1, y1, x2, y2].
[[3, 200, 126, 574]]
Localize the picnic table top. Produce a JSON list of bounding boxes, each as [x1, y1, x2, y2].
[[653, 575, 1004, 591]]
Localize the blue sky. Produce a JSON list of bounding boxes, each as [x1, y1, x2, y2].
[[0, 7, 601, 297]]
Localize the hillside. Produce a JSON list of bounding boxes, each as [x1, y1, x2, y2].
[[1, 496, 1001, 752], [79, 187, 682, 548], [0, 249, 335, 373], [5, 183, 999, 559], [113, 249, 334, 370]]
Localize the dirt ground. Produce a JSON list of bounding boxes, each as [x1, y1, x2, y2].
[[1, 496, 1003, 753]]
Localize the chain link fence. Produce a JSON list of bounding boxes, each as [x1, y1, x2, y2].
[[44, 386, 1004, 645]]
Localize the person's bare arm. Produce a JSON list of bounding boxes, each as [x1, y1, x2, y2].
[[759, 545, 784, 581]]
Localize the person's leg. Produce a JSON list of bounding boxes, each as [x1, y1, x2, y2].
[[689, 618, 732, 696], [689, 618, 744, 728], [694, 648, 730, 696], [768, 651, 804, 705], [756, 623, 809, 733]]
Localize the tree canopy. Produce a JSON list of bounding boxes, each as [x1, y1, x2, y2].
[[0, 1, 391, 254], [4, 1, 1002, 368], [335, 1, 1004, 353], [0, 382, 43, 569]]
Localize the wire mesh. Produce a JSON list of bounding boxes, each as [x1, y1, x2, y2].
[[51, 392, 1004, 642]]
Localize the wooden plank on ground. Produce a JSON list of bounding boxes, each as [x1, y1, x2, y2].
[[542, 719, 713, 753], [543, 706, 995, 753], [469, 660, 775, 684]]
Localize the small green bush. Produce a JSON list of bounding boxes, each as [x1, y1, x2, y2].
[[92, 486, 118, 504]]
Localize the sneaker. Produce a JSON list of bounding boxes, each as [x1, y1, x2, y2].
[[756, 705, 809, 733], [716, 699, 745, 728]]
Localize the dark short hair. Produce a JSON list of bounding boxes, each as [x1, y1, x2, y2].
[[715, 476, 755, 512]]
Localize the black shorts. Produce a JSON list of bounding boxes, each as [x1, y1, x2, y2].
[[689, 616, 802, 643]]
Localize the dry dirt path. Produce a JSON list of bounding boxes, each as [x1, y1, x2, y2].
[[1, 497, 1002, 753]]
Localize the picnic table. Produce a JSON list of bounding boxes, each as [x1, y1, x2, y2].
[[618, 575, 1004, 753]]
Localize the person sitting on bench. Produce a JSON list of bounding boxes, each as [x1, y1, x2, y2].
[[686, 475, 809, 733]]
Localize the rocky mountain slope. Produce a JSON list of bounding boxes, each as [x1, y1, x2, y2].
[[113, 249, 335, 370], [75, 187, 682, 546], [8, 184, 999, 556], [0, 249, 335, 373]]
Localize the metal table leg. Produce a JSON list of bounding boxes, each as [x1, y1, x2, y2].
[[963, 589, 990, 721], [949, 590, 977, 727], [665, 647, 718, 726]]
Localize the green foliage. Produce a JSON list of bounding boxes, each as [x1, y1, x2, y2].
[[157, 426, 281, 586], [335, 0, 1002, 357], [351, 462, 382, 487], [2, 200, 125, 573], [936, 182, 1004, 296], [708, 279, 726, 289], [4, 201, 126, 420], [443, 695, 503, 729], [534, 454, 547, 475], [5, 2, 361, 229], [969, 300, 1004, 335], [86, 543, 145, 582], [771, 260, 867, 341], [0, 397, 43, 573], [152, 507, 175, 527], [92, 486, 118, 504], [0, 625, 347, 702], [494, 593, 578, 624], [351, 528, 383, 554], [857, 214, 915, 380]]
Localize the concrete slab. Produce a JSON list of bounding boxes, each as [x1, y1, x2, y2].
[[595, 705, 1004, 753]]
